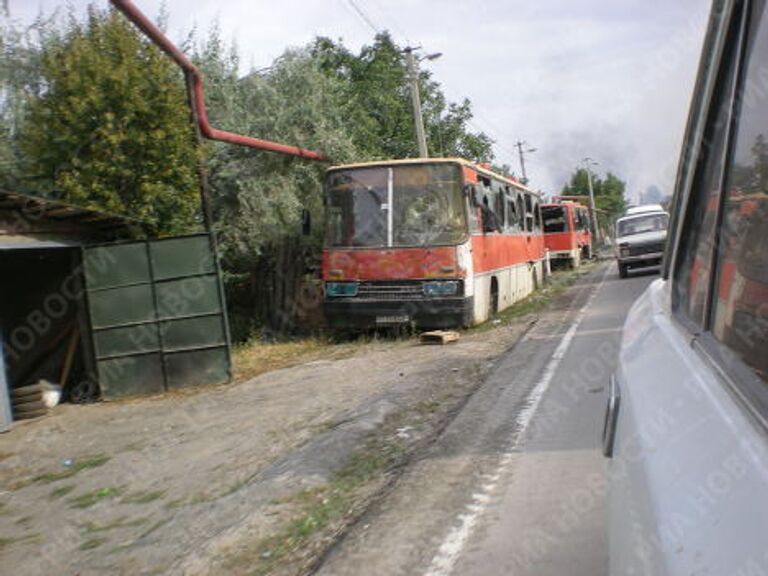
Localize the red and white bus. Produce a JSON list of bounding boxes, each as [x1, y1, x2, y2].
[[322, 158, 547, 329], [541, 201, 592, 268]]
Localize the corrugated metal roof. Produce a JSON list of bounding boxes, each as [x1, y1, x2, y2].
[[0, 190, 153, 240]]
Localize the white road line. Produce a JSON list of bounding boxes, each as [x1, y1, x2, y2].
[[423, 266, 609, 576]]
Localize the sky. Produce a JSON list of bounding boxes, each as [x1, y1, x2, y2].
[[7, 0, 712, 203]]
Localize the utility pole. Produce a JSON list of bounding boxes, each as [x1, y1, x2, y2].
[[515, 140, 536, 185], [583, 157, 601, 244], [404, 47, 442, 158]]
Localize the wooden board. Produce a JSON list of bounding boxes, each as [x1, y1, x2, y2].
[[419, 330, 461, 345]]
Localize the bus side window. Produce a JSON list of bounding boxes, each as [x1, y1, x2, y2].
[[524, 193, 534, 232], [494, 183, 506, 229], [517, 194, 526, 232], [467, 186, 481, 234], [507, 195, 518, 232], [533, 201, 541, 231]]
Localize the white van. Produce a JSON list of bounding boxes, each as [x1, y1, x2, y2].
[[606, 0, 768, 574], [614, 206, 669, 279]]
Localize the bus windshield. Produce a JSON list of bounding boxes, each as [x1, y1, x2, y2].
[[325, 163, 467, 248], [542, 206, 568, 233], [617, 213, 668, 237]]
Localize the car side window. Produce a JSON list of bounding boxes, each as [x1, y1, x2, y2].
[[672, 6, 744, 329], [710, 2, 768, 384]]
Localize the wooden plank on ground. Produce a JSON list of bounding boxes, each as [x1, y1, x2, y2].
[[419, 330, 460, 345]]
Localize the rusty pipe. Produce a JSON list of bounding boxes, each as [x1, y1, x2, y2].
[[110, 0, 328, 161]]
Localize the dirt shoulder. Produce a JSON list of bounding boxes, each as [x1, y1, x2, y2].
[[0, 265, 595, 575]]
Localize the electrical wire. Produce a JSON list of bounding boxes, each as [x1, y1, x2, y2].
[[344, 0, 381, 35]]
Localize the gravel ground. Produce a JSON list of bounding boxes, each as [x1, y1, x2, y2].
[[0, 298, 548, 575]]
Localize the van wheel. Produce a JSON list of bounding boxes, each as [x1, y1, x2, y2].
[[618, 263, 628, 279]]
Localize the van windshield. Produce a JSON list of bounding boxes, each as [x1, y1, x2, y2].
[[617, 213, 668, 237]]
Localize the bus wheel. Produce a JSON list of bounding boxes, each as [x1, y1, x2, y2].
[[490, 277, 499, 318]]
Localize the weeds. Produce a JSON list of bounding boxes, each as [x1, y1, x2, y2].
[[79, 536, 108, 551], [32, 455, 111, 485], [82, 516, 149, 534], [49, 485, 76, 500], [228, 436, 407, 575], [69, 486, 123, 509], [0, 533, 41, 549], [121, 490, 166, 505]]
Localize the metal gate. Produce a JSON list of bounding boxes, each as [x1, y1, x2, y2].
[[83, 234, 231, 400]]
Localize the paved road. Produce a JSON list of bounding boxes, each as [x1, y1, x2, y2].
[[316, 263, 656, 576]]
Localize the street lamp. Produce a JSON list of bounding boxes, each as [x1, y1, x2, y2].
[[404, 47, 442, 158], [582, 157, 601, 244], [515, 141, 536, 185]]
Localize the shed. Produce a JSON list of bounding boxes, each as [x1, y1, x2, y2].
[[0, 190, 231, 432]]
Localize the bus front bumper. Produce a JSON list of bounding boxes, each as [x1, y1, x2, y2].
[[324, 297, 474, 329]]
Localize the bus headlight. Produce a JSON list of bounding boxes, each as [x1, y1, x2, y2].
[[326, 282, 358, 297], [423, 281, 459, 297]]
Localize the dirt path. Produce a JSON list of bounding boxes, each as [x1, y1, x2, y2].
[[0, 284, 570, 575]]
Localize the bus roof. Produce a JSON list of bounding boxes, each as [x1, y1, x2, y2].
[[326, 157, 538, 195], [542, 201, 587, 209]]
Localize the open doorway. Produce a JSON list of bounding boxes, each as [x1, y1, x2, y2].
[[0, 247, 97, 422]]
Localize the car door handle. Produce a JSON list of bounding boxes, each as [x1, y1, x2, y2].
[[602, 374, 621, 458]]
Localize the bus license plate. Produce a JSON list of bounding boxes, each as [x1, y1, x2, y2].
[[376, 315, 410, 325]]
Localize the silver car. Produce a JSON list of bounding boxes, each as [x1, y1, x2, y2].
[[606, 0, 768, 574]]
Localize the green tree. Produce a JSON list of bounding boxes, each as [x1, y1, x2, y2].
[[562, 167, 628, 234], [311, 33, 493, 162], [0, 12, 57, 188], [20, 6, 201, 233]]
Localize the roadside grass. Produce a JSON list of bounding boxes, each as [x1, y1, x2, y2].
[[49, 485, 76, 500], [79, 536, 108, 551], [0, 533, 41, 549], [81, 516, 150, 534], [224, 436, 408, 575], [32, 454, 111, 485], [121, 490, 166, 505], [138, 518, 171, 539], [469, 263, 595, 334], [232, 332, 406, 383], [68, 486, 124, 509]]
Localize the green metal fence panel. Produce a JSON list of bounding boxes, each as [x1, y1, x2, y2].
[[93, 324, 160, 357], [97, 354, 165, 398], [83, 234, 231, 400], [165, 348, 230, 390], [83, 243, 151, 289], [161, 316, 225, 351], [87, 285, 156, 329], [155, 276, 221, 319], [150, 236, 215, 280]]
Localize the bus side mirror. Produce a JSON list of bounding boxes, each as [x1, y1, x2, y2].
[[301, 209, 311, 236]]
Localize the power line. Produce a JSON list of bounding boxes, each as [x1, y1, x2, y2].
[[366, 0, 412, 44], [344, 0, 381, 36]]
